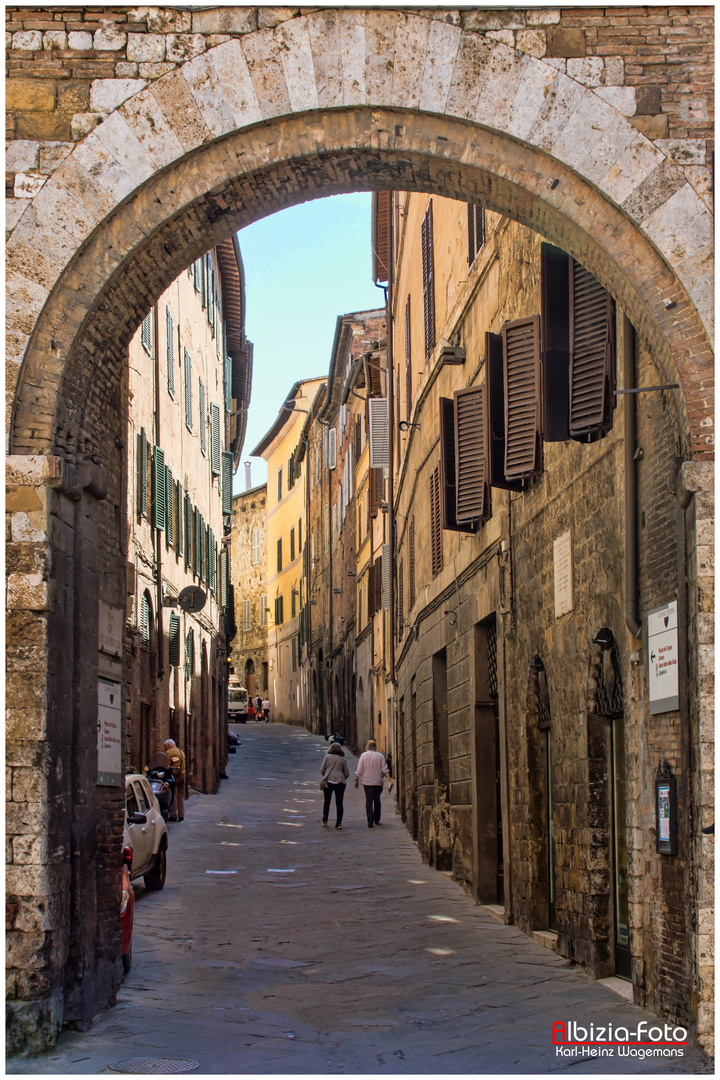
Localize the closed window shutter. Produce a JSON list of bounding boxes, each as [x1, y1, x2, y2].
[[368, 398, 389, 468], [193, 259, 201, 293], [177, 481, 183, 555], [224, 354, 232, 412], [168, 613, 180, 667], [208, 527, 215, 593], [430, 464, 443, 577], [141, 313, 152, 354], [540, 243, 571, 442], [260, 594, 268, 628], [454, 385, 491, 524], [503, 315, 543, 480], [398, 558, 404, 635], [569, 259, 616, 442], [193, 508, 200, 576], [382, 543, 390, 610], [486, 332, 525, 492], [288, 455, 294, 489], [184, 349, 192, 430], [243, 599, 251, 631], [374, 556, 383, 614], [277, 537, 282, 572], [199, 380, 206, 455], [468, 203, 485, 263], [219, 547, 228, 610], [409, 517, 416, 611], [222, 452, 233, 515], [200, 517, 206, 582], [210, 403, 221, 475], [328, 428, 337, 470], [140, 593, 151, 650], [440, 397, 474, 533], [405, 295, 412, 422], [166, 308, 175, 396], [138, 428, 148, 518], [208, 263, 215, 329], [367, 563, 375, 619], [368, 467, 384, 520], [421, 200, 435, 359], [165, 466, 174, 547], [184, 495, 192, 567], [185, 629, 194, 679], [152, 446, 165, 530]]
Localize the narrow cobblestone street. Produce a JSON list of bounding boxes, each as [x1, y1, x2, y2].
[[13, 725, 708, 1075]]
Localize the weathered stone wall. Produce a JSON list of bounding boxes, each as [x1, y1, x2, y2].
[[230, 483, 268, 699]]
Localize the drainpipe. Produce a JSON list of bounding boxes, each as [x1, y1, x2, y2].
[[153, 301, 165, 682], [623, 315, 642, 640], [386, 194, 397, 777]]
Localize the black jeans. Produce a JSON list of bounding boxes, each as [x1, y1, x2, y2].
[[323, 782, 346, 825], [363, 785, 382, 825]]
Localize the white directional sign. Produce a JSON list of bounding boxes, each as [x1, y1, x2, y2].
[[98, 678, 123, 786], [648, 600, 679, 715]]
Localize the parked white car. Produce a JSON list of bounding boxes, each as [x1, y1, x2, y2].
[[124, 774, 168, 890]]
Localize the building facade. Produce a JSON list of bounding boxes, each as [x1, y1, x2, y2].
[[230, 483, 268, 701], [381, 189, 710, 1041], [251, 378, 324, 724]]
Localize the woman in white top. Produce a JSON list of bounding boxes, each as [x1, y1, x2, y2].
[[320, 742, 350, 829]]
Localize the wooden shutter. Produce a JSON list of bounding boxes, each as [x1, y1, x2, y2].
[[210, 404, 221, 475], [177, 481, 183, 554], [421, 201, 435, 359], [165, 466, 174, 547], [369, 467, 384, 519], [166, 308, 175, 396], [398, 558, 404, 636], [222, 452, 233, 515], [454, 385, 491, 524], [185, 629, 194, 678], [409, 517, 416, 611], [468, 204, 485, 264], [290, 526, 295, 562], [405, 295, 412, 421], [138, 428, 148, 518], [168, 613, 180, 667], [193, 508, 201, 576], [430, 465, 443, 577], [503, 315, 543, 481], [152, 446, 165, 530], [224, 354, 232, 412], [277, 537, 282, 573], [141, 313, 152, 354], [374, 556, 383, 614], [184, 494, 192, 566], [140, 593, 150, 650], [569, 259, 616, 441], [208, 527, 215, 593], [541, 243, 571, 442], [486, 332, 525, 492], [287, 455, 294, 489], [199, 379, 206, 455], [220, 547, 229, 611], [382, 543, 390, 611], [439, 397, 475, 533], [368, 398, 389, 468], [184, 349, 192, 430], [328, 428, 337, 470]]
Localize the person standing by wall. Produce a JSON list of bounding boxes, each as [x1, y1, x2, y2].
[[355, 739, 393, 828], [164, 739, 186, 822]]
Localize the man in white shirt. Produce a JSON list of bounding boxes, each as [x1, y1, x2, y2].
[[354, 739, 393, 828]]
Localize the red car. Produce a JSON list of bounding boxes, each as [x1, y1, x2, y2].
[[120, 845, 135, 973]]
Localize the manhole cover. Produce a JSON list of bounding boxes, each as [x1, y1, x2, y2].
[[108, 1058, 199, 1074]]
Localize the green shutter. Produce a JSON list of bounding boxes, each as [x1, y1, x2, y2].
[[165, 465, 174, 547], [224, 354, 232, 412], [166, 307, 174, 396], [184, 493, 192, 567], [168, 613, 180, 666], [177, 481, 183, 555], [199, 380, 206, 455], [138, 428, 148, 518], [152, 446, 165, 530], [139, 593, 150, 650], [288, 456, 294, 490], [220, 546, 228, 611], [193, 508, 201, 577], [222, 452, 233, 514], [210, 403, 221, 476], [184, 349, 192, 430], [208, 527, 215, 593], [185, 628, 194, 678]]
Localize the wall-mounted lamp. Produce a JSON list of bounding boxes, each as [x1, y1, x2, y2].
[[381, 502, 389, 513], [443, 609, 457, 626], [398, 420, 420, 432], [347, 570, 356, 578]]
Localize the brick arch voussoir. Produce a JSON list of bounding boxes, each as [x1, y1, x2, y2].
[[9, 107, 713, 462]]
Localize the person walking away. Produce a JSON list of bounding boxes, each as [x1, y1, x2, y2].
[[355, 739, 393, 827], [255, 694, 263, 718], [164, 739, 186, 821], [320, 742, 349, 829], [262, 698, 270, 722]]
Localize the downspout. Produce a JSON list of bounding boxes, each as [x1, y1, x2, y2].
[[623, 315, 642, 640], [153, 301, 165, 682], [319, 419, 333, 736], [386, 193, 397, 779]]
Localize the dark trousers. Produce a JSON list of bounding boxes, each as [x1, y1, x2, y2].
[[364, 785, 382, 825], [323, 782, 346, 825]]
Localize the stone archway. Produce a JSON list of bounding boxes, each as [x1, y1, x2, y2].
[[5, 6, 713, 1056]]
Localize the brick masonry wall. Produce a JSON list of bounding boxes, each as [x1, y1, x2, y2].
[[231, 484, 268, 698]]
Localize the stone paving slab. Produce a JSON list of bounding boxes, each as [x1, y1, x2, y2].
[[9, 723, 710, 1075]]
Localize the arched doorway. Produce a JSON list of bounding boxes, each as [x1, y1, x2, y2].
[[245, 658, 256, 702], [5, 8, 712, 1055]]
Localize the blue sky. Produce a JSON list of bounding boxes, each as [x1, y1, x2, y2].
[[236, 192, 384, 493]]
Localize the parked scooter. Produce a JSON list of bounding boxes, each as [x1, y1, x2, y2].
[[325, 733, 345, 746], [145, 765, 175, 821]]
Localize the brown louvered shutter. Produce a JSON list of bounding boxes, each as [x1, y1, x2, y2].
[[541, 243, 571, 442], [454, 385, 491, 524], [408, 517, 416, 611], [396, 364, 401, 467], [368, 361, 382, 397], [486, 332, 525, 492], [468, 204, 485, 263], [421, 201, 435, 359], [503, 315, 543, 481], [369, 467, 384, 517], [375, 191, 390, 282], [405, 295, 412, 421], [398, 558, 404, 639], [374, 555, 383, 614], [367, 562, 376, 618], [569, 259, 616, 442], [354, 415, 361, 460], [430, 465, 443, 577], [439, 397, 477, 533]]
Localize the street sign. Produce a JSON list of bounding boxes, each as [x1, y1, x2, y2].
[[178, 585, 207, 613], [647, 600, 679, 715], [97, 678, 123, 786]]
